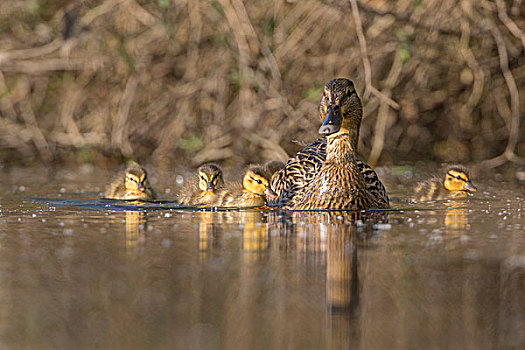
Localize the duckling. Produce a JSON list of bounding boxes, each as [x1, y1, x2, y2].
[[214, 165, 276, 207], [413, 166, 477, 201], [105, 164, 156, 200], [270, 78, 389, 210], [179, 163, 224, 205], [264, 160, 286, 181]]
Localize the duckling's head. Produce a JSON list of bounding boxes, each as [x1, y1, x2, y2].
[[318, 78, 362, 138], [264, 160, 286, 180], [125, 166, 149, 192], [198, 164, 224, 192], [443, 167, 477, 193], [242, 166, 277, 198]]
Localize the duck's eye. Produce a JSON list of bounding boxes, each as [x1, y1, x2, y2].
[[201, 176, 206, 181], [256, 179, 262, 184], [456, 175, 463, 181]]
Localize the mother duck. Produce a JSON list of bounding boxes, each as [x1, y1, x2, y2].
[[269, 78, 389, 210]]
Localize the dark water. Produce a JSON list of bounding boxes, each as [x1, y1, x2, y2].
[[0, 166, 524, 349]]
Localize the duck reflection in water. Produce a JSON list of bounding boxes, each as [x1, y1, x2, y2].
[[267, 210, 387, 348]]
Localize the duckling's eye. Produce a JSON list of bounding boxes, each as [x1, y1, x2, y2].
[[256, 179, 262, 184], [201, 176, 206, 181], [456, 175, 463, 181]]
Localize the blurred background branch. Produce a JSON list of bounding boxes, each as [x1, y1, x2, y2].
[[0, 0, 523, 170]]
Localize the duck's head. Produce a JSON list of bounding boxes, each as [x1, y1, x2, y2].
[[443, 167, 477, 193], [242, 165, 277, 198], [125, 166, 149, 192], [198, 164, 224, 192], [318, 78, 362, 138]]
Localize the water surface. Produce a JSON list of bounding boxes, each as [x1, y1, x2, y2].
[[0, 166, 524, 349]]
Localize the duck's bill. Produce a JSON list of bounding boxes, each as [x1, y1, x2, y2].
[[264, 187, 278, 199], [464, 181, 477, 192], [137, 182, 146, 192], [318, 105, 341, 135]]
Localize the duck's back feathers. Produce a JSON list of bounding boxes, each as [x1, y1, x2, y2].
[[270, 137, 389, 209]]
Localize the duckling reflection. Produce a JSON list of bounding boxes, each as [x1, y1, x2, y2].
[[125, 210, 147, 252], [241, 211, 268, 257], [195, 211, 223, 258], [444, 201, 468, 234]]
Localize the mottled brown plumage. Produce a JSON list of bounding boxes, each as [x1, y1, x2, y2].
[[270, 78, 389, 210], [213, 165, 275, 208], [179, 163, 224, 205], [105, 164, 156, 200], [413, 166, 477, 201]]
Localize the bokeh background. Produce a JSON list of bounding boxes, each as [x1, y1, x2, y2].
[[0, 0, 523, 171]]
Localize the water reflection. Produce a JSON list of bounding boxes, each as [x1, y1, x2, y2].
[[500, 255, 525, 348], [3, 178, 525, 349], [125, 210, 147, 252], [241, 212, 268, 254], [444, 201, 468, 234], [196, 212, 219, 256]]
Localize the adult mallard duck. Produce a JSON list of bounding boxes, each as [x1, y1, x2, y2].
[[214, 165, 276, 208], [105, 164, 156, 200], [413, 166, 477, 201], [269, 78, 389, 210], [179, 163, 224, 205]]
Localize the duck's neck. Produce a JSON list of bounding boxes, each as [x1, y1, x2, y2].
[[325, 128, 357, 163]]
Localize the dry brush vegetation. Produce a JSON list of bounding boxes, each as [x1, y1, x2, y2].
[[0, 0, 523, 170]]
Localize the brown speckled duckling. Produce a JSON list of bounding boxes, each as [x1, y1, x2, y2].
[[414, 166, 477, 201], [105, 164, 156, 200], [213, 165, 276, 208], [179, 163, 224, 205]]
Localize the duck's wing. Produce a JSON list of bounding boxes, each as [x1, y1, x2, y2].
[[269, 137, 389, 208], [269, 138, 325, 207], [356, 161, 389, 208]]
